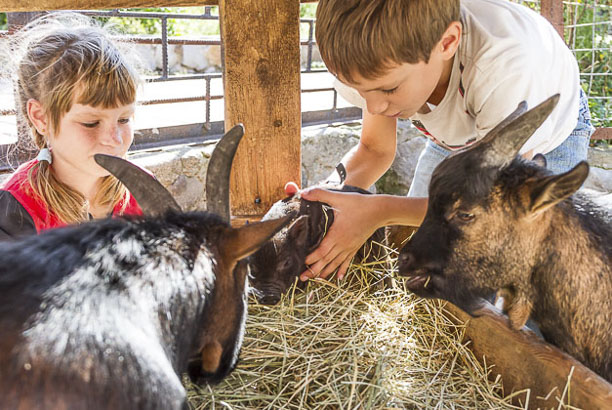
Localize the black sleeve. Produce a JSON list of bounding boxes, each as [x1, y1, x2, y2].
[[0, 190, 37, 241]]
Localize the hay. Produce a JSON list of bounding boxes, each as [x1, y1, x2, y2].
[[186, 248, 565, 409]]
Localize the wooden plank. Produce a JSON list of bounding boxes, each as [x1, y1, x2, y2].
[[220, 0, 301, 220], [0, 0, 317, 12], [540, 0, 565, 39], [230, 215, 262, 227], [0, 1, 218, 11], [592, 127, 612, 140], [443, 302, 612, 409]]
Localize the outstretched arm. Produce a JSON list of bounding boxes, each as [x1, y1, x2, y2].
[[298, 188, 427, 281]]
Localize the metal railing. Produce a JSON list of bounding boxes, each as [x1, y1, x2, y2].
[[0, 7, 359, 170]]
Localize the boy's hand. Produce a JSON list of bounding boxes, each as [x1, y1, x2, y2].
[[284, 181, 300, 196], [297, 188, 380, 282]]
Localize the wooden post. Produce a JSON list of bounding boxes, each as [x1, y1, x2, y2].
[[444, 302, 612, 408], [219, 0, 301, 225], [541, 0, 565, 39]]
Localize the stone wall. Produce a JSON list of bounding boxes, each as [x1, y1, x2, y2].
[[127, 121, 611, 212], [1, 121, 609, 212]]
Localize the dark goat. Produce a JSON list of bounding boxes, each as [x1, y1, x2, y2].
[[398, 95, 612, 382], [0, 125, 292, 409], [249, 177, 387, 305]]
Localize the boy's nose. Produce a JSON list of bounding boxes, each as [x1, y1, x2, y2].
[[366, 97, 389, 116]]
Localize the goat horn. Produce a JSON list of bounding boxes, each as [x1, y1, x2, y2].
[[94, 154, 181, 216], [205, 124, 245, 223], [480, 94, 560, 168]]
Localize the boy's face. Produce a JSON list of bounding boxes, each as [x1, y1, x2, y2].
[[338, 52, 450, 119], [50, 101, 136, 179], [336, 21, 460, 119]]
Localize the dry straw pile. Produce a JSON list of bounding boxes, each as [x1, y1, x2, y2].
[[187, 249, 563, 409]]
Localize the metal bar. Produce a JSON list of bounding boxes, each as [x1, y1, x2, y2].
[[205, 77, 212, 130], [306, 20, 314, 72], [161, 16, 169, 80]]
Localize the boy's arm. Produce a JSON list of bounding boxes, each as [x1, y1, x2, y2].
[[329, 110, 398, 188], [298, 111, 425, 281]]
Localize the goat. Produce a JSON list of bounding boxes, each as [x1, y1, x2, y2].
[[398, 95, 612, 382], [249, 167, 388, 305], [0, 125, 292, 409]]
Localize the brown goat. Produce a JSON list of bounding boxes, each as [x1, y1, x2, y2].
[[398, 95, 612, 382], [249, 181, 388, 305]]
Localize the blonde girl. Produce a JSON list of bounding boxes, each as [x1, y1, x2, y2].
[[0, 13, 143, 240]]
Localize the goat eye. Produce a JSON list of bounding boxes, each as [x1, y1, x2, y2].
[[455, 212, 475, 222]]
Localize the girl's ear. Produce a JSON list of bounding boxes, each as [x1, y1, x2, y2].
[[26, 98, 48, 136]]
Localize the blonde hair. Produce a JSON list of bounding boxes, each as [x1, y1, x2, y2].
[[8, 13, 140, 224], [315, 0, 461, 83]]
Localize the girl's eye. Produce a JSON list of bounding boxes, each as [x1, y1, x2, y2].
[[119, 118, 131, 124], [81, 122, 99, 128], [381, 87, 398, 95]]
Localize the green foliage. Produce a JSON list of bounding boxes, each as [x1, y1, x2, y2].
[[0, 13, 7, 31], [300, 4, 318, 18], [94, 7, 220, 37]]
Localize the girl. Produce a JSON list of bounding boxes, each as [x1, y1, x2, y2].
[[0, 13, 144, 240]]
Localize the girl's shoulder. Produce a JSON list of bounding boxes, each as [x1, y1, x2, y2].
[[1, 159, 39, 191]]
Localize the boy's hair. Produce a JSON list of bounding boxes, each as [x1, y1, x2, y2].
[[8, 13, 140, 224], [315, 0, 461, 83]]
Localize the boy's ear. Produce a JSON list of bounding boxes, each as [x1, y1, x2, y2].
[[439, 21, 462, 58], [26, 98, 48, 135], [528, 161, 589, 216]]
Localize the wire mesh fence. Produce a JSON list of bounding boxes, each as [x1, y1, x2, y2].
[[513, 0, 611, 130]]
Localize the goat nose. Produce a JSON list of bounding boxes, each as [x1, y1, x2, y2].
[[398, 252, 415, 275], [259, 294, 281, 306]]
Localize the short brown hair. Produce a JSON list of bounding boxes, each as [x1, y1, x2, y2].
[[315, 0, 460, 83]]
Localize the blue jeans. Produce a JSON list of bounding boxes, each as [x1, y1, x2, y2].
[[407, 90, 594, 197]]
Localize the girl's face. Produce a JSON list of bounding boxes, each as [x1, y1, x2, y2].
[[49, 102, 136, 179]]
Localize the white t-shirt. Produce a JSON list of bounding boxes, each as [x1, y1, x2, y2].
[[334, 0, 581, 155]]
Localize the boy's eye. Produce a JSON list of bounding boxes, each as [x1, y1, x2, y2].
[[381, 87, 398, 95], [119, 118, 131, 124], [81, 122, 99, 128]]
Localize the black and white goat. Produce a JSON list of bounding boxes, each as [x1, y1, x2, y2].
[[0, 125, 292, 409]]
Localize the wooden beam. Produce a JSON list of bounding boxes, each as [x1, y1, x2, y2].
[[219, 0, 301, 220], [592, 127, 612, 140], [0, 0, 317, 12], [540, 0, 565, 39], [443, 302, 612, 408]]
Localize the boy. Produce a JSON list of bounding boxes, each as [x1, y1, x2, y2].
[[296, 0, 594, 281]]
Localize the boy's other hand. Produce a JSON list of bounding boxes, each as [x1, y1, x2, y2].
[[298, 188, 379, 282], [284, 181, 300, 196]]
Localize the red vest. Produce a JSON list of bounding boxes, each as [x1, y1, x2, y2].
[[1, 159, 143, 233]]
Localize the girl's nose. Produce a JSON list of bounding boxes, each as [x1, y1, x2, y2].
[[103, 125, 123, 146]]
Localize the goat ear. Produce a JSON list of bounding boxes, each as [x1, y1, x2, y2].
[[528, 161, 589, 216], [221, 215, 293, 262], [480, 94, 559, 169], [200, 341, 223, 373], [287, 215, 310, 246]]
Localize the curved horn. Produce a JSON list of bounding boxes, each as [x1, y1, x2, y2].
[[205, 124, 245, 222], [94, 154, 181, 216], [480, 94, 560, 168]]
